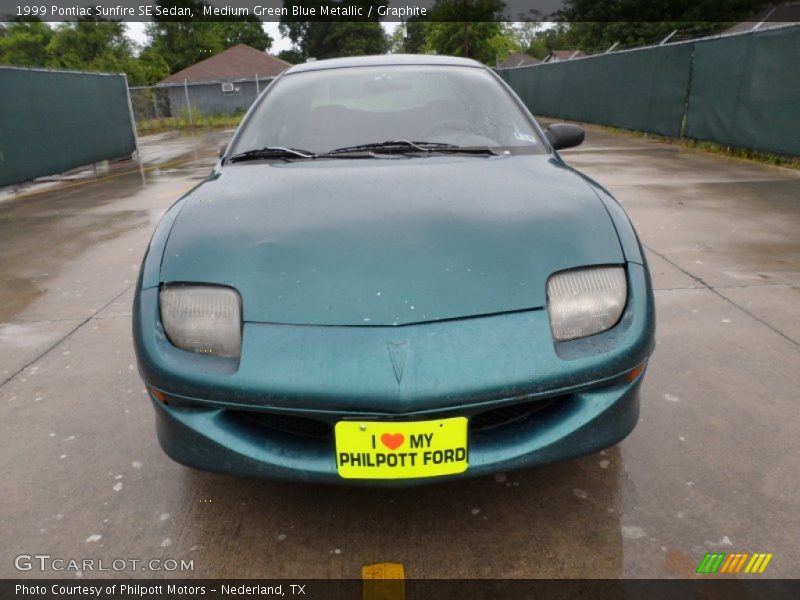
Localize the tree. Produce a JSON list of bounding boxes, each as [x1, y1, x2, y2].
[[553, 0, 774, 52], [133, 47, 171, 85], [506, 22, 540, 50], [276, 48, 305, 64], [145, 21, 225, 73], [390, 18, 427, 54], [422, 21, 504, 64], [484, 23, 525, 66], [47, 18, 133, 70], [146, 1, 272, 73], [295, 21, 388, 60], [557, 0, 772, 23], [420, 0, 507, 64], [0, 18, 168, 85], [217, 21, 272, 51], [525, 24, 581, 59], [0, 20, 55, 67], [279, 1, 388, 61]]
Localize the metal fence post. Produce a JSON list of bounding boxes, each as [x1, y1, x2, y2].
[[679, 43, 696, 139], [660, 30, 678, 45], [123, 73, 141, 161], [184, 78, 194, 127]]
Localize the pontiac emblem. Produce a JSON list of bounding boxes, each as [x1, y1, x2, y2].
[[387, 340, 409, 383]]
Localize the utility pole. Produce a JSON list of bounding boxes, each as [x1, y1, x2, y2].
[[462, 0, 469, 57]]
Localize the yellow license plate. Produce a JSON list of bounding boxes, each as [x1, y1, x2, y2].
[[335, 417, 468, 479]]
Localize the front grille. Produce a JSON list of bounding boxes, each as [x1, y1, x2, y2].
[[237, 411, 333, 439], [469, 399, 556, 432], [232, 398, 559, 440]]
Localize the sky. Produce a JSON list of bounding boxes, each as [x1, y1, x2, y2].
[[124, 21, 399, 53]]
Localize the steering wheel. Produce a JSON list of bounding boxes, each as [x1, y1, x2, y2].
[[419, 119, 474, 140]]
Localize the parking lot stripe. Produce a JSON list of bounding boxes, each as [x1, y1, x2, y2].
[[362, 563, 405, 600]]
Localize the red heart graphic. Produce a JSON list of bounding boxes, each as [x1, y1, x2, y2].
[[380, 433, 405, 451]]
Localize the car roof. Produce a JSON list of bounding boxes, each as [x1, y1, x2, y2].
[[285, 54, 485, 74]]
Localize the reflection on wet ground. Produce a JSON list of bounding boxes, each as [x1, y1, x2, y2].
[[0, 210, 149, 322], [0, 130, 229, 324]]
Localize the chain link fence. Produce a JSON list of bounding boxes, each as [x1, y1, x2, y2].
[[130, 85, 172, 122], [129, 77, 275, 135]]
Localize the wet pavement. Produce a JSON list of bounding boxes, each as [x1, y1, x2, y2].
[[1, 125, 798, 579]]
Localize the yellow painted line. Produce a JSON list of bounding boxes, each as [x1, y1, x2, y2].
[[758, 553, 773, 573], [7, 153, 215, 201], [156, 185, 195, 201], [362, 563, 405, 600]]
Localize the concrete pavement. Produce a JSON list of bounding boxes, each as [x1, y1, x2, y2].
[[1, 124, 798, 579]]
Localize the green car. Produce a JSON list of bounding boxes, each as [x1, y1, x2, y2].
[[133, 55, 655, 485]]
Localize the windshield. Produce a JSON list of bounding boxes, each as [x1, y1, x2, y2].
[[230, 65, 545, 156]]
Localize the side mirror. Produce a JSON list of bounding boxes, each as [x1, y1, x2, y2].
[[545, 124, 585, 151], [219, 143, 227, 158]]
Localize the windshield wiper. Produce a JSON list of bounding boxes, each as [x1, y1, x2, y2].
[[228, 146, 315, 162], [322, 140, 498, 157], [324, 140, 456, 155], [422, 145, 499, 156], [229, 141, 499, 162]]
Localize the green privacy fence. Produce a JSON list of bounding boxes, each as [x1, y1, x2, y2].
[[686, 26, 800, 156], [498, 25, 800, 156], [499, 43, 693, 138], [0, 67, 137, 188]]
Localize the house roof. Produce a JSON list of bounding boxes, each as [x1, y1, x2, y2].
[[498, 52, 542, 69], [158, 44, 290, 85]]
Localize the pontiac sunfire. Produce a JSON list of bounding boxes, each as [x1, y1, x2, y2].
[[133, 55, 656, 485]]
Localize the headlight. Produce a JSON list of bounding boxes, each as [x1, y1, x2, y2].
[[547, 266, 627, 341], [159, 284, 242, 358]]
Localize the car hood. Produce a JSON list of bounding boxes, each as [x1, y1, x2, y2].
[[161, 155, 624, 326]]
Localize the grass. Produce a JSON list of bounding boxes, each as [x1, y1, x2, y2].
[[136, 109, 244, 136], [567, 119, 800, 170], [667, 137, 800, 170]]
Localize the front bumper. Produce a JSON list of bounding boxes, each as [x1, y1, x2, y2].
[[134, 262, 655, 485], [151, 377, 641, 485]]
